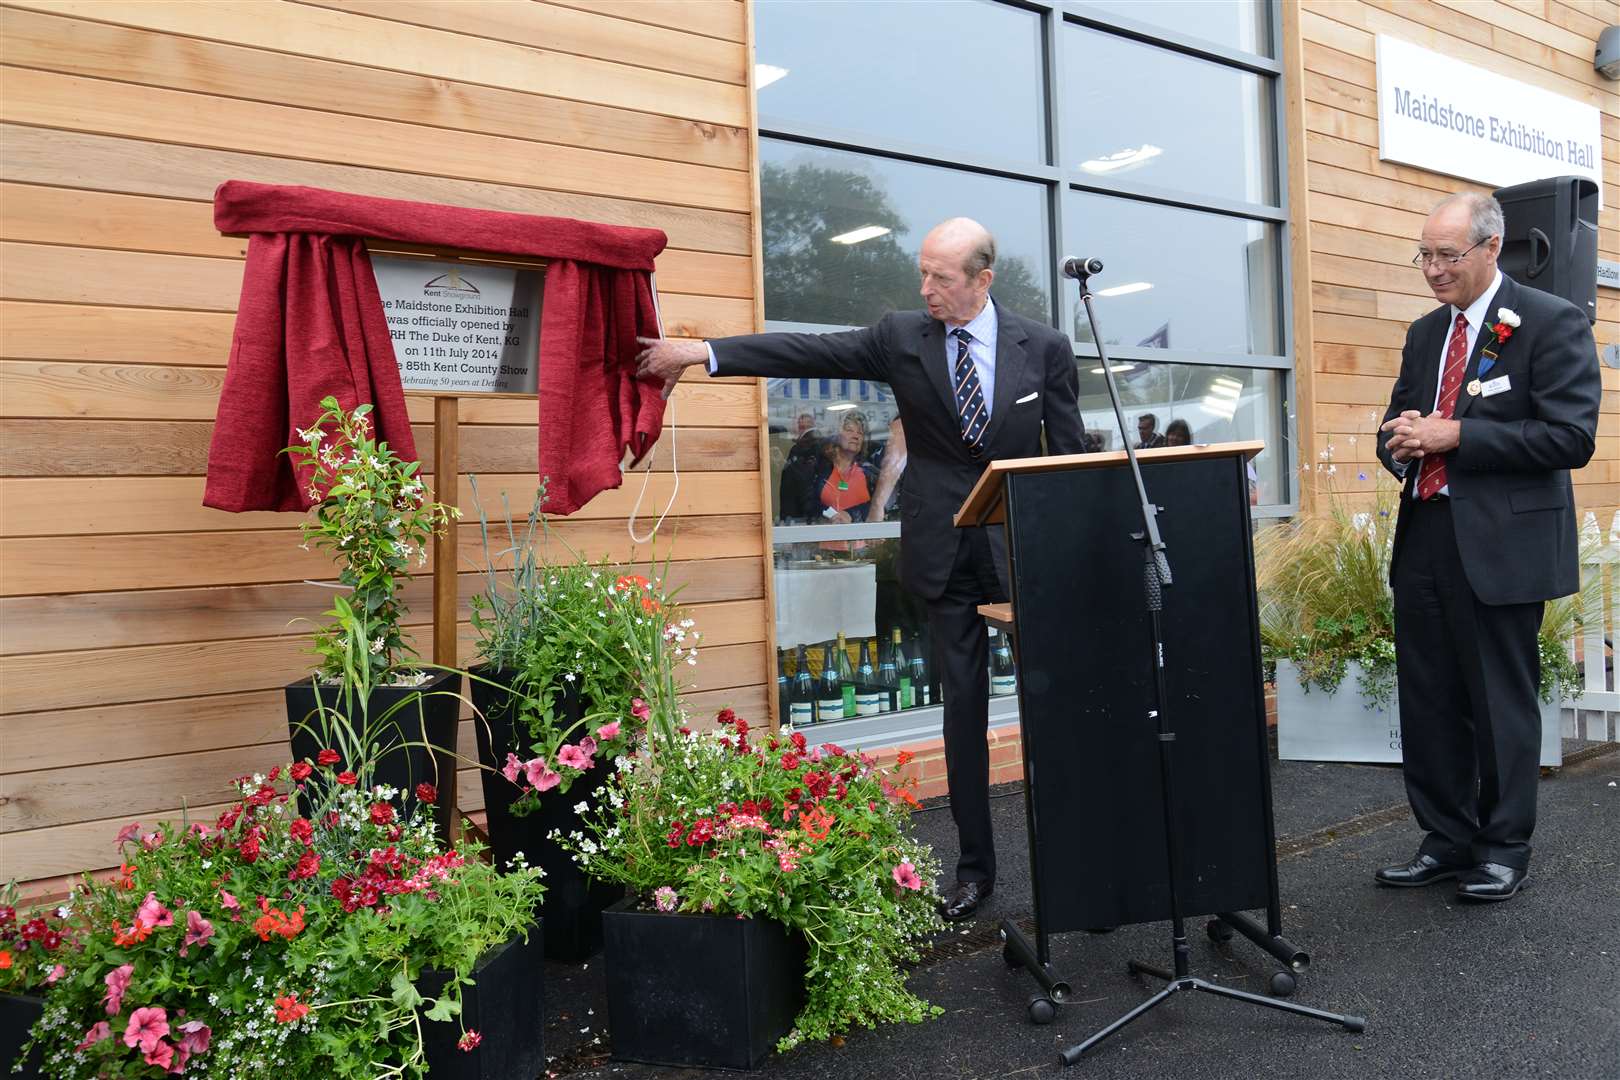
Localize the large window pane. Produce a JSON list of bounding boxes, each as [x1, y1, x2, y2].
[[1063, 191, 1280, 356], [755, 0, 1047, 164], [1075, 0, 1270, 55], [761, 140, 1052, 328], [768, 386, 902, 525], [1076, 360, 1287, 504], [1061, 25, 1276, 204]]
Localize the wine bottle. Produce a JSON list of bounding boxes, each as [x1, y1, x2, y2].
[[909, 636, 931, 707], [890, 627, 913, 709], [855, 640, 882, 716], [990, 629, 1017, 696], [817, 645, 845, 723], [834, 633, 857, 718], [878, 637, 901, 712], [791, 644, 816, 727]]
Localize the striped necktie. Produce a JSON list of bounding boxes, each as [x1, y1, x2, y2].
[[952, 328, 988, 453], [1416, 311, 1469, 500]]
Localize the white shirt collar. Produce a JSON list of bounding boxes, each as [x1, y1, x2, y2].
[[1453, 269, 1503, 331]]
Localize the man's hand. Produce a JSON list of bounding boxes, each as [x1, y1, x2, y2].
[[635, 336, 709, 400], [1380, 409, 1460, 463]]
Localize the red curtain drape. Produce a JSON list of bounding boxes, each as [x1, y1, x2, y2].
[[205, 181, 669, 515]]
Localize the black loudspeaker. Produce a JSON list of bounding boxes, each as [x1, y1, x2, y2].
[[1493, 175, 1599, 324]]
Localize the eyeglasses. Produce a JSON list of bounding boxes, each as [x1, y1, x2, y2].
[[1412, 239, 1485, 268]]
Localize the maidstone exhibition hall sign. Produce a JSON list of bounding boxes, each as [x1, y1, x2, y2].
[[1375, 35, 1603, 202]]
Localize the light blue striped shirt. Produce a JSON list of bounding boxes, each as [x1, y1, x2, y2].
[[946, 296, 998, 418]]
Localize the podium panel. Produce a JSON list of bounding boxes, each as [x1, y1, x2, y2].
[[1004, 451, 1272, 932]]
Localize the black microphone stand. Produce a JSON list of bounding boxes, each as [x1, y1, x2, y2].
[[1057, 264, 1364, 1066]]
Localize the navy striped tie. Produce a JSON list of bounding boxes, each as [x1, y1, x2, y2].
[[952, 328, 988, 453]]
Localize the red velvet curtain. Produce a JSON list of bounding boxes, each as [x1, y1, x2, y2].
[[205, 181, 668, 515]]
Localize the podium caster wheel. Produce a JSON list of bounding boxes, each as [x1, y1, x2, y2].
[[1028, 995, 1056, 1025], [1206, 919, 1234, 944], [1269, 971, 1297, 997]]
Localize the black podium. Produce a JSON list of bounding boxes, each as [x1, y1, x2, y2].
[[955, 442, 1315, 1022]]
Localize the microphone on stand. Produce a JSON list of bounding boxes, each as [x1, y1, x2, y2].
[[1061, 256, 1104, 280]]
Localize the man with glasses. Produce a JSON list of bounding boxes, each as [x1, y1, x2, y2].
[[637, 217, 1087, 922], [1375, 192, 1599, 902]]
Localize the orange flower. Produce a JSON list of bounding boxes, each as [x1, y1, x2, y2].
[[253, 904, 307, 942], [117, 864, 137, 891], [273, 992, 311, 1024], [112, 919, 154, 946], [613, 574, 661, 613], [897, 788, 921, 809], [895, 750, 915, 767], [802, 806, 836, 842], [0, 950, 12, 969]]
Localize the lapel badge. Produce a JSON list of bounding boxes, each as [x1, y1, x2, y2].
[[1465, 378, 1482, 397]]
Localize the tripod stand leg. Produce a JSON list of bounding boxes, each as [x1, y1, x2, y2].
[[1189, 978, 1364, 1032], [1058, 984, 1180, 1066]]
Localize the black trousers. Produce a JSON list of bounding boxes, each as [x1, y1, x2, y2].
[[1393, 498, 1544, 870], [928, 526, 1006, 885]]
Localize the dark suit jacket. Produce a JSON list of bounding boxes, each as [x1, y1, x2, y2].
[[712, 303, 1087, 601], [1377, 274, 1600, 605]]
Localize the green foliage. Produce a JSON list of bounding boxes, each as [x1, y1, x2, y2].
[[1258, 480, 1588, 706], [283, 397, 458, 681], [25, 759, 542, 1078], [467, 480, 691, 811], [562, 713, 943, 1050]]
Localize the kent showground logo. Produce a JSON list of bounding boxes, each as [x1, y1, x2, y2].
[[420, 268, 481, 298]]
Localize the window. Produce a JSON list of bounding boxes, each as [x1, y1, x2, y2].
[[1075, 0, 1271, 55]]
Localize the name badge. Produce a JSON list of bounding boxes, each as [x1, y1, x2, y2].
[[1481, 375, 1512, 397]]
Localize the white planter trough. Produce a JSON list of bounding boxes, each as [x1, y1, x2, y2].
[[1275, 659, 1563, 768]]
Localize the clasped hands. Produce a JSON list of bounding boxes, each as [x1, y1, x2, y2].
[[1379, 410, 1461, 464]]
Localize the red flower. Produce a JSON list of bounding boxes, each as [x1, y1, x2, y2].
[[415, 782, 438, 805], [790, 731, 808, 753], [717, 708, 737, 727], [896, 749, 915, 767], [19, 918, 45, 941], [238, 829, 261, 864], [780, 752, 801, 771], [1491, 321, 1513, 344], [273, 993, 310, 1024], [0, 951, 11, 970], [316, 749, 341, 767], [335, 771, 358, 787], [288, 849, 320, 881], [288, 818, 314, 846], [458, 1030, 483, 1052], [369, 803, 395, 825], [253, 904, 306, 941], [290, 763, 313, 782]]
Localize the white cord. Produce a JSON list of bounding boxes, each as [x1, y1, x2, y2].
[[628, 272, 678, 544]]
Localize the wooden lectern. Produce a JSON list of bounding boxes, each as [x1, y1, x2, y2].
[[956, 441, 1316, 1022]]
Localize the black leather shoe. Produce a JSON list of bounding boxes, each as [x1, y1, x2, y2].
[[1456, 862, 1528, 903], [938, 880, 993, 922], [1374, 852, 1466, 887]]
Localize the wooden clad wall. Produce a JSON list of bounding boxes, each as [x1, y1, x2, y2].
[[0, 0, 768, 888], [1286, 0, 1620, 509]]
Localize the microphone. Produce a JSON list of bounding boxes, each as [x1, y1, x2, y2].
[[1061, 256, 1103, 279]]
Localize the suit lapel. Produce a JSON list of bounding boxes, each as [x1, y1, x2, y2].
[[916, 319, 958, 423], [1451, 276, 1512, 421], [978, 304, 1027, 452]]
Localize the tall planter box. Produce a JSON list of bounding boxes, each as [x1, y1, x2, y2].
[[602, 900, 806, 1070], [470, 667, 623, 961], [0, 991, 44, 1079], [286, 670, 461, 840], [1275, 659, 1563, 767], [419, 924, 545, 1080]]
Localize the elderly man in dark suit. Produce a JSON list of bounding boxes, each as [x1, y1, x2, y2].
[[638, 217, 1087, 921], [1376, 191, 1599, 902]]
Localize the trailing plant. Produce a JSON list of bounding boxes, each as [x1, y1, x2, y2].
[[561, 710, 944, 1050], [283, 397, 458, 681]]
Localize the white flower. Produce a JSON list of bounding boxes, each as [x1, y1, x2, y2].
[[370, 637, 385, 654], [1497, 307, 1520, 328]]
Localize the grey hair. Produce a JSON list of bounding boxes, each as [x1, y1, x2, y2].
[[963, 232, 996, 279], [1434, 191, 1504, 244]]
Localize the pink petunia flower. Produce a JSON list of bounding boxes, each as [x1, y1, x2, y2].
[[219, 889, 240, 912], [578, 736, 598, 757], [177, 1019, 211, 1055], [891, 861, 923, 891], [141, 831, 165, 852], [522, 757, 549, 787], [114, 822, 141, 847], [136, 892, 174, 929], [124, 1006, 169, 1054], [77, 1021, 111, 1052], [595, 721, 621, 741], [630, 698, 651, 721], [502, 753, 523, 783], [142, 1038, 173, 1071], [556, 744, 591, 770], [103, 963, 134, 1016], [46, 964, 66, 984], [182, 910, 214, 954], [533, 768, 562, 792]]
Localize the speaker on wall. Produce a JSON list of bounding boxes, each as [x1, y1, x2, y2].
[[1493, 175, 1599, 325]]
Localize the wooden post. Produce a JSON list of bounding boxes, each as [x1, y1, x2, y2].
[[433, 395, 460, 830]]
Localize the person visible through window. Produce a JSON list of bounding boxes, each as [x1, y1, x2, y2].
[[809, 410, 876, 550], [1164, 418, 1192, 446], [1136, 412, 1167, 449]]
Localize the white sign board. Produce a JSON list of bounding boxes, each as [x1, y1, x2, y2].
[[372, 254, 543, 395], [1376, 35, 1603, 201], [1599, 258, 1619, 291]]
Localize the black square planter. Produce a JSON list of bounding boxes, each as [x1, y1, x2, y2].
[[603, 900, 807, 1070], [285, 670, 461, 841], [1, 991, 44, 1079], [419, 923, 545, 1080], [470, 667, 623, 962]]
